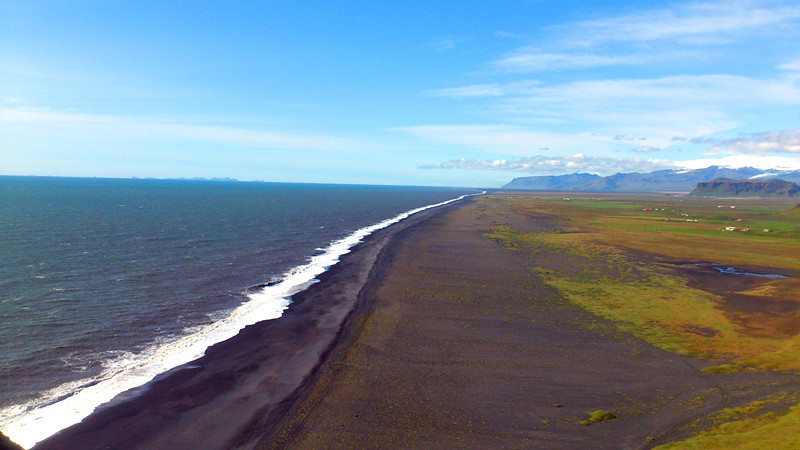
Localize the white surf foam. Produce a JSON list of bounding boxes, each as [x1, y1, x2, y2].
[[0, 191, 480, 449]]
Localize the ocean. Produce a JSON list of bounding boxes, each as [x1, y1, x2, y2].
[[0, 176, 476, 447]]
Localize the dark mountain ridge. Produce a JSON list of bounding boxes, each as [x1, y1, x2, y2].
[[503, 166, 800, 192], [501, 173, 601, 190], [687, 178, 800, 197]]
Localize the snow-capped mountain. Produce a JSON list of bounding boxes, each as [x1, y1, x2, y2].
[[503, 166, 800, 192]]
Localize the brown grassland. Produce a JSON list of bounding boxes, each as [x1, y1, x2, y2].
[[482, 192, 800, 448]]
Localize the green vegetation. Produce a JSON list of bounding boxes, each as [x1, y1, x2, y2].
[[658, 395, 800, 449], [702, 364, 743, 374], [580, 410, 617, 426], [475, 194, 800, 446], [481, 195, 800, 369], [680, 396, 707, 411], [687, 178, 800, 198], [486, 222, 792, 367]]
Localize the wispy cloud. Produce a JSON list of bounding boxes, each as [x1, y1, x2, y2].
[[495, 31, 525, 39], [423, 73, 800, 151], [430, 74, 800, 108], [420, 154, 675, 175], [779, 60, 800, 71], [392, 124, 611, 154], [488, 1, 800, 75], [422, 152, 800, 175], [614, 135, 647, 142], [553, 0, 800, 48], [427, 84, 506, 98], [427, 80, 542, 98], [495, 50, 646, 72], [504, 74, 800, 107], [0, 106, 376, 152], [696, 128, 800, 154], [677, 154, 800, 170], [411, 4, 800, 180], [428, 36, 468, 52]]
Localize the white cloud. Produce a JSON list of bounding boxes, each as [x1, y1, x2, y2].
[[422, 152, 800, 175], [424, 73, 800, 151], [0, 106, 376, 152], [428, 36, 469, 52], [677, 154, 800, 171], [495, 31, 525, 39], [392, 124, 609, 154], [488, 1, 800, 75], [427, 84, 505, 98], [415, 2, 800, 178], [495, 50, 646, 72], [778, 60, 800, 71], [556, 0, 800, 48], [503, 74, 800, 107], [697, 129, 800, 154], [614, 134, 647, 142], [424, 2, 800, 157], [427, 80, 542, 99], [420, 154, 675, 175]]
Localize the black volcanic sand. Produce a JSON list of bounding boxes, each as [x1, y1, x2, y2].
[[1, 431, 23, 450], [266, 199, 800, 449], [33, 198, 800, 449], [33, 203, 462, 450]]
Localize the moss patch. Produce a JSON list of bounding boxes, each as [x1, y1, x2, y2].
[[480, 195, 800, 371], [702, 364, 744, 374], [581, 410, 617, 426], [658, 397, 800, 449]]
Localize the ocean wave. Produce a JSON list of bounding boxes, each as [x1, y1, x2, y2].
[[0, 191, 478, 449]]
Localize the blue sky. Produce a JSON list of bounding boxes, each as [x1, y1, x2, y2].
[[3, 0, 800, 187]]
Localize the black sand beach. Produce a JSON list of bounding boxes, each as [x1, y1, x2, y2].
[[263, 197, 800, 448], [33, 201, 462, 449], [31, 197, 800, 449]]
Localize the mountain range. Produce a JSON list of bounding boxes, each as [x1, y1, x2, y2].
[[503, 166, 800, 193], [687, 178, 800, 198]]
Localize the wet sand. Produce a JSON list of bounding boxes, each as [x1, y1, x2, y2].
[[33, 197, 800, 449]]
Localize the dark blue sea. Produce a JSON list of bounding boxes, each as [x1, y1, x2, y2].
[[0, 176, 476, 447]]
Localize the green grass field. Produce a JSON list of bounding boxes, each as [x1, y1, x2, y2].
[[479, 193, 800, 448]]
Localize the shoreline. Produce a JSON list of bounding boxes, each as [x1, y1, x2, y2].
[[26, 191, 800, 448], [31, 199, 467, 449], [257, 194, 800, 448]]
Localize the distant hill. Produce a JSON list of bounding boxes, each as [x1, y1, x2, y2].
[[503, 166, 800, 192], [502, 173, 601, 190], [687, 178, 800, 198], [781, 204, 800, 219]]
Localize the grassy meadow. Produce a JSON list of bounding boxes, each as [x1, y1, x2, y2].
[[477, 193, 800, 447]]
